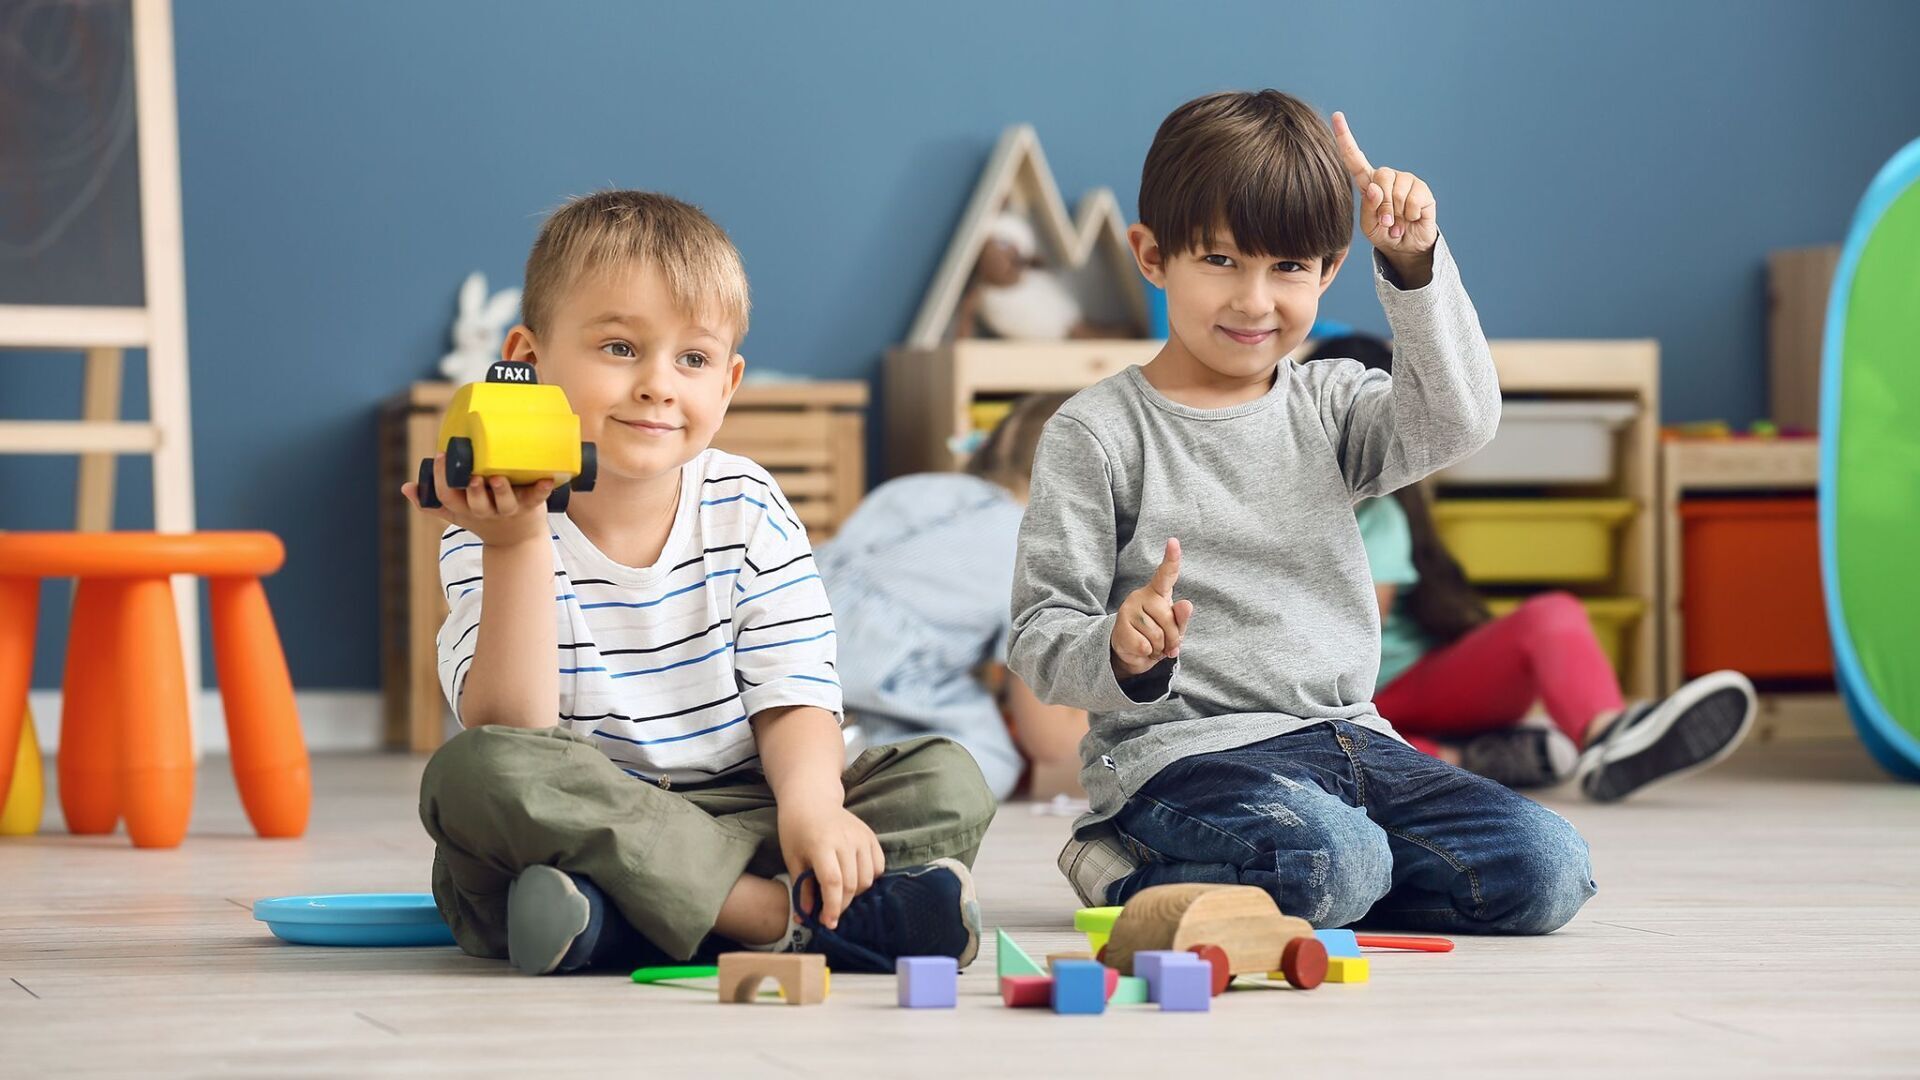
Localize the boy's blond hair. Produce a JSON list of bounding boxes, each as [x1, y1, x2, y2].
[[965, 392, 1072, 499], [521, 190, 751, 342], [1139, 90, 1353, 265]]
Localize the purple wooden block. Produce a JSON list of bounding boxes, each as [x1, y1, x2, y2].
[[1131, 950, 1192, 1003], [1157, 957, 1212, 1012], [896, 955, 958, 1008]]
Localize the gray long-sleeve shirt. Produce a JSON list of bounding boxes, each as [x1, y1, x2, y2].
[[1007, 235, 1499, 834]]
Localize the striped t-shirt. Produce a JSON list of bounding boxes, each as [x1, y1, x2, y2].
[[435, 448, 842, 785]]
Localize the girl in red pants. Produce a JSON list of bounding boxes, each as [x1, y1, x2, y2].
[[1314, 336, 1757, 800]]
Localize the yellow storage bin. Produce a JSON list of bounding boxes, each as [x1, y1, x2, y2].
[[969, 400, 1014, 433], [1431, 499, 1635, 583], [1483, 595, 1645, 672]]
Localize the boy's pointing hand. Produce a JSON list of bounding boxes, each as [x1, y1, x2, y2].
[[1112, 538, 1195, 679], [1333, 111, 1436, 285]]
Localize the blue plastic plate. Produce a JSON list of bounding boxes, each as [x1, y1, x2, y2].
[[253, 893, 457, 947]]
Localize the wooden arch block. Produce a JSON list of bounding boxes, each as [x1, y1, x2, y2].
[[717, 953, 827, 1006]]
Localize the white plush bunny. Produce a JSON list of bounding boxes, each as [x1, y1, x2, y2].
[[438, 271, 523, 384], [973, 212, 1085, 341]]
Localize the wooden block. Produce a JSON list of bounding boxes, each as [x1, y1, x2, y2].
[[896, 956, 958, 1008], [1130, 950, 1190, 1002], [1046, 951, 1092, 973], [996, 927, 1045, 978], [1000, 974, 1052, 1008], [1156, 958, 1212, 1012], [1324, 956, 1370, 984], [1050, 960, 1106, 1015], [1315, 929, 1362, 958], [716, 953, 826, 1006], [1109, 975, 1150, 1005], [1073, 906, 1123, 934]]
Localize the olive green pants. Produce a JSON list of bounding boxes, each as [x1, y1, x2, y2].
[[418, 725, 997, 961]]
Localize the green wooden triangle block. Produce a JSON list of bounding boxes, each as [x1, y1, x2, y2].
[[996, 927, 1045, 978]]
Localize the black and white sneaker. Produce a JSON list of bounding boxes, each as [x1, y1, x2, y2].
[[1460, 726, 1579, 789], [795, 858, 981, 974], [1575, 670, 1757, 802]]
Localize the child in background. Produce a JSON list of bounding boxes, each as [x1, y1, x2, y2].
[[1013, 89, 1596, 933], [1310, 334, 1757, 799], [402, 190, 993, 977], [817, 394, 1089, 800]]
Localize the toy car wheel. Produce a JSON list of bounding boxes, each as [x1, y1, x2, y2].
[[573, 442, 597, 492], [1279, 936, 1328, 990], [415, 458, 441, 509], [444, 437, 475, 487], [546, 483, 571, 513], [1187, 944, 1231, 996]]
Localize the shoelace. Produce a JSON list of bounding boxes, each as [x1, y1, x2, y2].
[[792, 869, 896, 944]]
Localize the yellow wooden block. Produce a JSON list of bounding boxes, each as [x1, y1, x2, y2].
[[1084, 931, 1109, 956], [0, 709, 43, 836], [1324, 956, 1370, 983]]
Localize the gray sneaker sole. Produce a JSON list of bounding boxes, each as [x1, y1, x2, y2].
[[506, 865, 591, 976], [927, 857, 982, 969], [1581, 672, 1756, 802]]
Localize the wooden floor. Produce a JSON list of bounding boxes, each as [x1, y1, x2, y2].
[[3, 742, 1918, 1077]]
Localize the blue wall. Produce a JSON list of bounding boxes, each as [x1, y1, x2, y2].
[[5, 0, 1918, 690]]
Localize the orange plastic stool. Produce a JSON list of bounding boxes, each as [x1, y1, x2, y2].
[[0, 532, 310, 848]]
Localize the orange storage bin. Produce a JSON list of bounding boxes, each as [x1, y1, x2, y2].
[[1679, 498, 1833, 678]]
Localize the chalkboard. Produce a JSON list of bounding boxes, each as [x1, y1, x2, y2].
[[0, 0, 144, 307]]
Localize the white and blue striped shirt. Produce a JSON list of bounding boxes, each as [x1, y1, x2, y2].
[[435, 448, 842, 785]]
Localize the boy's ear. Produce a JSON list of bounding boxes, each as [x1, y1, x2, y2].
[[1317, 248, 1351, 294], [1127, 223, 1167, 288], [724, 353, 745, 402], [503, 324, 538, 365]]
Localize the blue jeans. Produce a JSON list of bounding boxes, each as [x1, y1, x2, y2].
[[1108, 721, 1595, 934]]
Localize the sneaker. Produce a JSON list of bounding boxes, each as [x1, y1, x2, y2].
[[1057, 829, 1139, 907], [794, 858, 980, 974], [1574, 670, 1757, 802], [1460, 727, 1579, 789], [506, 865, 642, 975]]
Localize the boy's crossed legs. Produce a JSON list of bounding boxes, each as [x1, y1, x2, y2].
[[1106, 721, 1595, 933], [419, 725, 995, 972]]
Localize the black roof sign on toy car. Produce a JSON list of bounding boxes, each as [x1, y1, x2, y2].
[[487, 361, 538, 384]]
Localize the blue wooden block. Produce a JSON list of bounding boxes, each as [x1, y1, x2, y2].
[[1050, 959, 1108, 1015], [896, 956, 958, 1008], [1157, 957, 1212, 1012], [1315, 929, 1362, 958], [1131, 950, 1191, 1003]]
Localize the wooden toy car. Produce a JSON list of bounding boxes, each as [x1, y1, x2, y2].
[[1100, 883, 1330, 992], [416, 360, 597, 512]]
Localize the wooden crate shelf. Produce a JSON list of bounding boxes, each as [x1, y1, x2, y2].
[[1659, 436, 1839, 740]]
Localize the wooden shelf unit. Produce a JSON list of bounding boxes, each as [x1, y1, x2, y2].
[[1427, 340, 1661, 700], [1659, 437, 1845, 742], [885, 338, 1662, 699], [377, 379, 869, 752], [884, 339, 1162, 476]]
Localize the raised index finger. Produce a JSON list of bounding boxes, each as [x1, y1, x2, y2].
[[1331, 111, 1374, 185], [1149, 537, 1182, 597]]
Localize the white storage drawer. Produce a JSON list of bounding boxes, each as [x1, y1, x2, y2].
[[1440, 400, 1638, 484]]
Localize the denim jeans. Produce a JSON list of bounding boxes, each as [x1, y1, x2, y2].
[[1107, 721, 1595, 934]]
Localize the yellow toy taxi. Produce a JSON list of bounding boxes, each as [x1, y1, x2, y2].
[[416, 360, 598, 512]]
